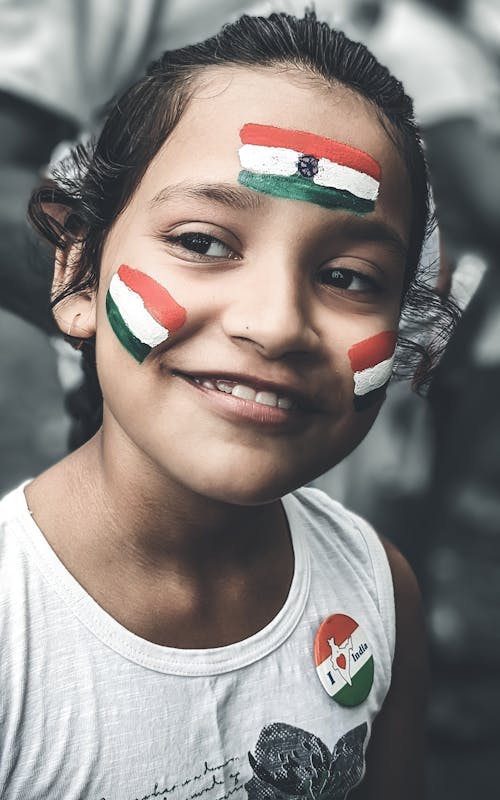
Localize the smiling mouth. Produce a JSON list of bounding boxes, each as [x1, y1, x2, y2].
[[191, 377, 296, 410]]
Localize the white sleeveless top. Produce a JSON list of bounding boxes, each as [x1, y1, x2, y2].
[[0, 484, 395, 799]]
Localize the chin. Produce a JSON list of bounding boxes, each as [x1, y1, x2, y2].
[[187, 457, 334, 507], [188, 474, 290, 507]]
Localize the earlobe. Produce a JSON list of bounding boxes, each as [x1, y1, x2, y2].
[[52, 244, 97, 340], [53, 299, 96, 340]]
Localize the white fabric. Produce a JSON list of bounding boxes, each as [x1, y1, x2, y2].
[[360, 1, 500, 128], [0, 0, 293, 128], [0, 483, 395, 799]]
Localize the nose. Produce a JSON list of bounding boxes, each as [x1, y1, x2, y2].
[[220, 256, 320, 360]]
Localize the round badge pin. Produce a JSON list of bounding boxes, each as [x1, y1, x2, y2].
[[314, 614, 374, 707]]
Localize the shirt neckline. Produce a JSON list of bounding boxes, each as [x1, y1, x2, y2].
[[11, 484, 311, 676]]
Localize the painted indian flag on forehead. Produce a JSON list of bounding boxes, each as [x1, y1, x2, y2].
[[238, 123, 381, 213], [106, 265, 186, 363], [348, 330, 397, 411]]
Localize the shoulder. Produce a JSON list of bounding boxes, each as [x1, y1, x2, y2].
[[287, 486, 388, 570], [352, 537, 427, 799], [380, 536, 423, 629], [0, 483, 27, 539], [289, 487, 398, 658], [0, 483, 34, 579], [379, 536, 427, 691], [289, 486, 397, 593]]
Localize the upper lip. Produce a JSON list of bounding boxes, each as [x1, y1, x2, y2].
[[175, 370, 325, 412]]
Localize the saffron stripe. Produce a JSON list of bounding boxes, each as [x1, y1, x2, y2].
[[348, 330, 397, 372], [240, 123, 381, 179], [109, 274, 169, 349], [315, 617, 359, 664], [238, 170, 374, 214], [117, 265, 186, 332], [106, 293, 151, 363]]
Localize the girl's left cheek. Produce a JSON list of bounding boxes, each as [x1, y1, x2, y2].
[[347, 330, 397, 411], [105, 264, 187, 364]]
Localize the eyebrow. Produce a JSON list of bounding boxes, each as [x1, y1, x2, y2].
[[149, 182, 263, 212], [149, 181, 408, 259], [331, 215, 408, 261]]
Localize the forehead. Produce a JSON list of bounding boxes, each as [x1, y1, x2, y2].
[[142, 67, 411, 238]]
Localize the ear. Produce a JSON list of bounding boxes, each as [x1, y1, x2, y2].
[[52, 240, 97, 340]]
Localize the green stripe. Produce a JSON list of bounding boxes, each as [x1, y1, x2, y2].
[[238, 170, 374, 214], [106, 292, 151, 364], [334, 657, 374, 707], [353, 383, 389, 412]]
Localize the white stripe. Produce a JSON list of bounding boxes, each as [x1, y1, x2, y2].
[[238, 144, 298, 176], [314, 160, 379, 200], [316, 626, 372, 696], [353, 356, 395, 396], [239, 144, 379, 200], [109, 274, 169, 349]]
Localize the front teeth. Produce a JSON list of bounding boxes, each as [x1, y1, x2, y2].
[[255, 390, 279, 407], [231, 384, 256, 401], [195, 378, 294, 409]]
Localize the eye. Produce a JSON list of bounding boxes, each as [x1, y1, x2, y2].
[[166, 232, 236, 259], [319, 266, 379, 293]]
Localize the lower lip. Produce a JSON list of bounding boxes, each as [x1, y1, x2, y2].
[[182, 376, 311, 430]]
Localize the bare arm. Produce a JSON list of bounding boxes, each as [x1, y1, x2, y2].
[[350, 538, 428, 799]]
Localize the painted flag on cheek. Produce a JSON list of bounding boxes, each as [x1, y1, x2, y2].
[[106, 264, 186, 363], [238, 123, 381, 213], [348, 330, 397, 411]]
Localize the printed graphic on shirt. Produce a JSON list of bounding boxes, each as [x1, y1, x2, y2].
[[94, 723, 365, 800], [97, 756, 244, 800], [238, 123, 381, 213], [314, 614, 374, 706], [246, 721, 367, 800]]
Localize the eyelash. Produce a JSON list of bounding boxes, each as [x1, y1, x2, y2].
[[163, 231, 381, 295], [318, 266, 381, 294], [164, 232, 237, 260]]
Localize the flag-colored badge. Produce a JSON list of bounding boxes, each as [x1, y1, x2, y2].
[[314, 614, 374, 707], [348, 330, 397, 411], [106, 264, 186, 363], [238, 123, 381, 213]]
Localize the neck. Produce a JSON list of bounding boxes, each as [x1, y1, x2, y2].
[[25, 430, 295, 647], [30, 428, 289, 576]]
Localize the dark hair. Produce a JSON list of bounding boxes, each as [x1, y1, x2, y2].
[[29, 11, 458, 444]]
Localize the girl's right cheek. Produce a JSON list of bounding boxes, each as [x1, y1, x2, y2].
[[105, 264, 186, 364], [348, 330, 397, 411]]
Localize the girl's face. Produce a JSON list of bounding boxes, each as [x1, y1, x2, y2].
[[92, 68, 412, 503]]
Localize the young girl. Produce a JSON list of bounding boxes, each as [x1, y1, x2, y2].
[[0, 12, 434, 799]]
